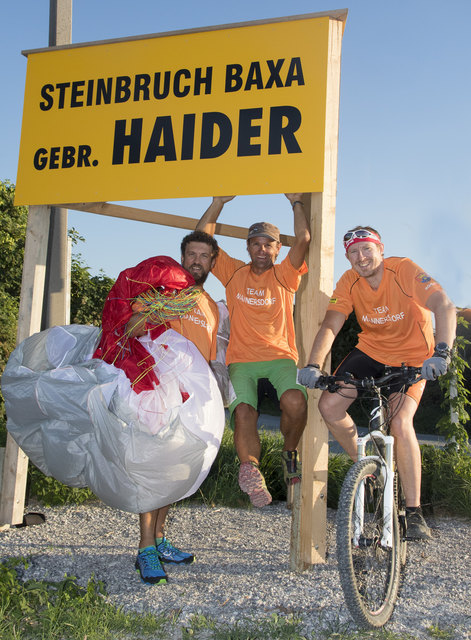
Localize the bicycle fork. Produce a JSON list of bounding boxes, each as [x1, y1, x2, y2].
[[354, 431, 395, 548]]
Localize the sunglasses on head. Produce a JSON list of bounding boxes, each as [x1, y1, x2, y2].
[[343, 229, 379, 243]]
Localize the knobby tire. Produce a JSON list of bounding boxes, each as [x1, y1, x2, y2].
[[336, 458, 402, 628], [395, 472, 408, 567]]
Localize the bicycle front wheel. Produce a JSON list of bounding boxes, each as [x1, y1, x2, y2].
[[336, 458, 401, 628]]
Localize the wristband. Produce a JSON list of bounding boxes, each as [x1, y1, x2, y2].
[[307, 363, 320, 369], [292, 200, 304, 209]]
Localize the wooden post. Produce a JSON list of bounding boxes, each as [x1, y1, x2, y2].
[[0, 206, 51, 525], [291, 15, 345, 569], [49, 0, 72, 45], [43, 0, 72, 328]]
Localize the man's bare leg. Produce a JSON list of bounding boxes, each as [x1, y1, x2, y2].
[[155, 505, 170, 540], [389, 392, 431, 539], [139, 510, 159, 549], [138, 505, 170, 547], [388, 393, 422, 507], [318, 387, 358, 460], [136, 508, 168, 584], [279, 389, 307, 451], [278, 389, 307, 485], [233, 402, 261, 463], [234, 402, 272, 506]]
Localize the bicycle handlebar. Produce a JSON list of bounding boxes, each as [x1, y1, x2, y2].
[[316, 365, 423, 393]]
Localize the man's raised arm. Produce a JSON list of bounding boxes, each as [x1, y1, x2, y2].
[[284, 193, 311, 269], [196, 196, 235, 236]]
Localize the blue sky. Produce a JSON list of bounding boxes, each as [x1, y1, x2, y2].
[[1, 0, 470, 308]]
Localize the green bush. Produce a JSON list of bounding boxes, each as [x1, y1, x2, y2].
[[421, 444, 471, 516], [27, 465, 96, 507]]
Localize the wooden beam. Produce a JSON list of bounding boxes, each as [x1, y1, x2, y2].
[[0, 205, 51, 526], [291, 15, 345, 570], [63, 201, 296, 247], [22, 9, 348, 56]]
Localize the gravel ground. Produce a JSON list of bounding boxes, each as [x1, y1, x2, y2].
[[1, 500, 470, 638]]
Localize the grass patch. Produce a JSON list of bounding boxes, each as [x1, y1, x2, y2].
[[426, 623, 455, 639], [182, 612, 306, 639], [0, 557, 170, 640]]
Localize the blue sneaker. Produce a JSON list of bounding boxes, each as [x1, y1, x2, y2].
[[156, 537, 194, 564], [135, 546, 167, 585]]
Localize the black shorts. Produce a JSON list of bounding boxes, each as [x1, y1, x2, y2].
[[335, 348, 412, 397]]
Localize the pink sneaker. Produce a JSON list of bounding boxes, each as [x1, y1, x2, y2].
[[238, 461, 272, 507]]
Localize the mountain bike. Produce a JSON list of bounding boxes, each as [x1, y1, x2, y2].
[[316, 365, 422, 628]]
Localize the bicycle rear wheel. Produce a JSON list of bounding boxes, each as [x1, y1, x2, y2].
[[336, 458, 401, 628]]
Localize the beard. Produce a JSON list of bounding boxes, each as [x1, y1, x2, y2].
[[188, 266, 209, 286], [193, 273, 208, 286]]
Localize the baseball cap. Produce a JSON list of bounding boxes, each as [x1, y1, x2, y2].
[[247, 222, 280, 243]]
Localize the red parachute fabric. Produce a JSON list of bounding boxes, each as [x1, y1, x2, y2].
[[93, 256, 195, 394]]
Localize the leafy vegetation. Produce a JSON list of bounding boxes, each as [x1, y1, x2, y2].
[[0, 180, 28, 445], [436, 317, 471, 446], [0, 557, 170, 640], [0, 180, 115, 445], [421, 445, 471, 516], [27, 465, 96, 507], [69, 227, 115, 326]]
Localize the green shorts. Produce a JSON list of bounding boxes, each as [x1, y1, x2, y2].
[[228, 359, 307, 425]]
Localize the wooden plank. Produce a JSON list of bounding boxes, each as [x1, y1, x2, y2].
[[0, 205, 51, 526], [63, 201, 296, 247], [22, 9, 348, 56], [291, 16, 345, 569]]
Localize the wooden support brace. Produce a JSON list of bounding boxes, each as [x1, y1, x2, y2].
[[0, 205, 51, 526], [62, 201, 296, 247]]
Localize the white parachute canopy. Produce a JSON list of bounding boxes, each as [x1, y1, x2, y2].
[[2, 325, 225, 513]]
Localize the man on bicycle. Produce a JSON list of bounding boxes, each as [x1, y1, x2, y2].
[[298, 226, 456, 539]]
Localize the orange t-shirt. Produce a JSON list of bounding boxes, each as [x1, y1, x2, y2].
[[167, 290, 218, 362], [212, 248, 307, 364], [328, 257, 443, 367]]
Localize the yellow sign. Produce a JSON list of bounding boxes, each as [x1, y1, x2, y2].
[[15, 16, 331, 205]]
